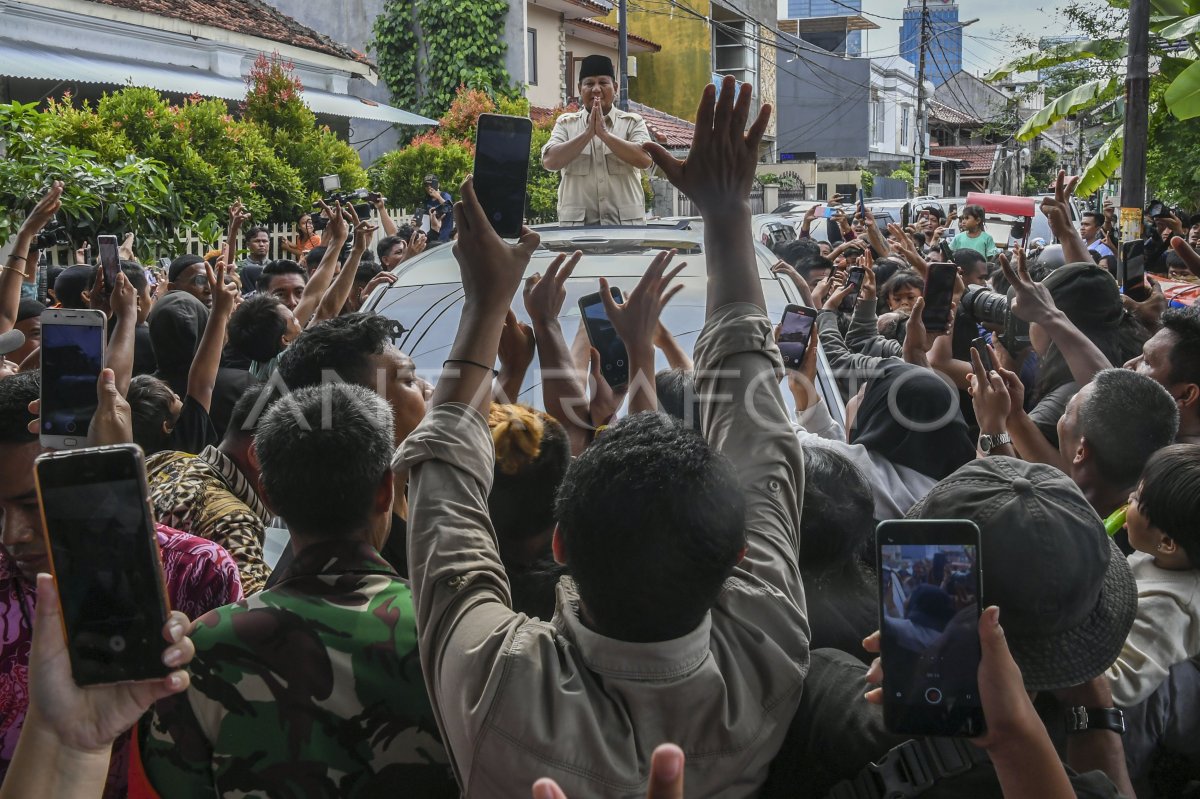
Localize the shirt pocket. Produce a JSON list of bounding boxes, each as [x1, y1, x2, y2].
[[605, 153, 635, 176], [565, 157, 592, 176], [618, 203, 645, 223], [559, 206, 587, 223]]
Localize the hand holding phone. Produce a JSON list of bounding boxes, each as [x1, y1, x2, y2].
[[474, 113, 533, 238], [778, 304, 818, 370], [97, 235, 120, 296], [34, 444, 172, 686], [921, 262, 958, 333], [876, 519, 985, 737], [579, 287, 629, 390], [838, 267, 866, 313]]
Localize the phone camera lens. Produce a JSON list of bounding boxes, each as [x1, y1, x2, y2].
[[109, 635, 126, 653], [924, 687, 943, 705], [65, 421, 76, 433]]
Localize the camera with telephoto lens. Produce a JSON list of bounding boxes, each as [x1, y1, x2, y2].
[[310, 174, 379, 231], [958, 284, 1030, 354], [1146, 200, 1183, 220], [34, 216, 71, 249]]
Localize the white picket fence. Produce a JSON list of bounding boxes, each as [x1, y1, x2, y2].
[[42, 208, 412, 266]]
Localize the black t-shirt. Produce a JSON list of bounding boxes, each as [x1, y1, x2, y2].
[[168, 395, 218, 456]]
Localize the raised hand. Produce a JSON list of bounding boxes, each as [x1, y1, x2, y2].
[[110, 270, 137, 324], [532, 743, 685, 799], [600, 250, 686, 358], [998, 247, 1058, 326], [497, 309, 536, 380], [361, 270, 398, 300], [320, 199, 348, 243], [402, 228, 427, 262], [523, 251, 582, 326], [207, 260, 238, 318], [967, 344, 1011, 436], [643, 76, 771, 217], [19, 181, 64, 239]]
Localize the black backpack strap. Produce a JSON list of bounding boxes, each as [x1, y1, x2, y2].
[[827, 737, 990, 799]]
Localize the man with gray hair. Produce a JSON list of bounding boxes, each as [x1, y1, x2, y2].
[[143, 383, 456, 797]]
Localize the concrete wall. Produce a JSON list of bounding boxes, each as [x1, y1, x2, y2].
[[263, 0, 403, 166], [625, 0, 712, 120], [526, 4, 564, 108], [775, 48, 871, 158]]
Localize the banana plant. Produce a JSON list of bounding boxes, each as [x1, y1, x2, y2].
[[988, 0, 1200, 194]]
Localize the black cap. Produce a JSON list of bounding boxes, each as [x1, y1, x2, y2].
[[907, 457, 1136, 691], [1043, 263, 1124, 332], [16, 299, 45, 323], [423, 175, 439, 188], [578, 54, 615, 82]]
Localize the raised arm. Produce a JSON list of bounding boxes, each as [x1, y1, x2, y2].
[[887, 222, 929, 278], [187, 262, 238, 413], [2, 183, 61, 332], [645, 77, 805, 607], [541, 109, 594, 172], [600, 114, 653, 170], [370, 194, 398, 237], [294, 202, 348, 327], [313, 209, 376, 324], [1042, 171, 1092, 265], [599, 250, 685, 415], [106, 272, 138, 395], [1002, 249, 1111, 386]]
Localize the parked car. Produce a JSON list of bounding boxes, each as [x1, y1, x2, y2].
[[362, 223, 846, 425]]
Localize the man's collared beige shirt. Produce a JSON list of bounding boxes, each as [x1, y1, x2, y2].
[[542, 106, 651, 226]]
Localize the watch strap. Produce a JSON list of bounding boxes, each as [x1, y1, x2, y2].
[[978, 431, 1011, 453], [1065, 706, 1125, 735]]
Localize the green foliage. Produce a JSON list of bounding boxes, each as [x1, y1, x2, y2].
[[1017, 78, 1120, 141], [369, 140, 475, 210], [1163, 58, 1200, 120], [0, 55, 368, 255], [860, 170, 875, 194], [890, 164, 916, 192], [1147, 109, 1200, 207], [988, 39, 1127, 82], [1076, 128, 1123, 196], [373, 0, 512, 120], [1028, 149, 1059, 188]]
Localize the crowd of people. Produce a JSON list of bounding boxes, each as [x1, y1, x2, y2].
[[0, 73, 1199, 799]]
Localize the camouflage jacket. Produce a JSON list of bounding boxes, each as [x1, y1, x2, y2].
[[140, 540, 457, 797], [146, 445, 271, 595]]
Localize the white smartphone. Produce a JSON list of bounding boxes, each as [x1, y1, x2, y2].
[[39, 309, 107, 449]]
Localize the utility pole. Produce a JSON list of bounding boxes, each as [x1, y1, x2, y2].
[[1118, 0, 1150, 285], [913, 0, 928, 198], [618, 0, 630, 111]]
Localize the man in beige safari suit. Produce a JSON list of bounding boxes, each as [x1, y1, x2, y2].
[[541, 54, 652, 226]]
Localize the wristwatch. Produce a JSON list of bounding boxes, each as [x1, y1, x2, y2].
[[1065, 706, 1126, 736], [978, 431, 1012, 453]]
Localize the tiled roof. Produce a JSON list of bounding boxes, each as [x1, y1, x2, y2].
[[571, 18, 662, 51], [931, 144, 998, 176], [532, 100, 695, 149], [84, 0, 371, 65], [929, 100, 981, 127]]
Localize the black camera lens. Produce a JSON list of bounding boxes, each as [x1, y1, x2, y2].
[[959, 285, 1009, 327]]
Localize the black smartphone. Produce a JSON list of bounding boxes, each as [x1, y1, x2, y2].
[[779, 304, 818, 369], [838, 267, 866, 313], [34, 444, 171, 686], [948, 203, 958, 216], [857, 189, 867, 220], [970, 336, 994, 373], [39, 309, 106, 449], [474, 113, 533, 238], [97, 235, 120, 295], [579, 287, 628, 390], [877, 519, 985, 738], [922, 262, 957, 333]]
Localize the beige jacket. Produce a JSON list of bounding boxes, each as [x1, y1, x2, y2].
[[542, 106, 651, 225], [396, 303, 810, 798]]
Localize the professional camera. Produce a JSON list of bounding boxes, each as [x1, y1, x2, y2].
[[310, 174, 379, 231], [958, 284, 1031, 354], [34, 216, 71, 250], [1146, 199, 1182, 220]]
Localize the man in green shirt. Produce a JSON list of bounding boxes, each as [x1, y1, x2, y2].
[[141, 383, 456, 797]]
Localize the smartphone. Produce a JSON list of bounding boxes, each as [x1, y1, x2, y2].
[[97, 235, 120, 295], [839, 266, 866, 313], [970, 336, 994, 373], [779, 304, 818, 370], [948, 203, 958, 216], [823, 206, 835, 219], [922, 262, 957, 333], [877, 519, 985, 738], [39, 309, 106, 449], [34, 444, 171, 686], [579, 287, 628, 390], [857, 189, 867, 220], [474, 113, 533, 238]]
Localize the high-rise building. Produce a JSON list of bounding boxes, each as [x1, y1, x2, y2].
[[899, 0, 962, 86]]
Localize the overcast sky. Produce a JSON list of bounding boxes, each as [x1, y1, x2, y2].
[[776, 0, 1078, 73]]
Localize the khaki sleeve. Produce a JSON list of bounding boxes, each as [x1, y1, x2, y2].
[[540, 117, 572, 171], [626, 114, 652, 146], [394, 403, 525, 787], [692, 303, 807, 615]]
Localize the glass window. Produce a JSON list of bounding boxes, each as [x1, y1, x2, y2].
[[527, 28, 538, 86], [900, 107, 910, 147]]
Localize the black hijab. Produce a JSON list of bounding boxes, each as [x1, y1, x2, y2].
[[850, 361, 975, 481], [147, 290, 207, 381]]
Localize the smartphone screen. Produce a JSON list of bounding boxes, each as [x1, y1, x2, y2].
[[35, 445, 170, 685], [857, 189, 867, 220], [922, 262, 957, 333], [839, 267, 865, 313], [779, 305, 817, 369], [971, 336, 994, 373], [97, 235, 120, 295], [474, 114, 533, 238], [579, 288, 628, 390], [877, 519, 984, 737], [40, 310, 106, 447]]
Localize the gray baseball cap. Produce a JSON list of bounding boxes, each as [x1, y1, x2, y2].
[[0, 329, 25, 357], [907, 456, 1137, 692]]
